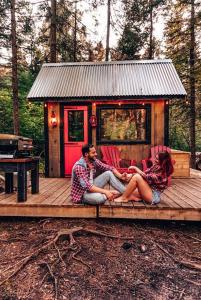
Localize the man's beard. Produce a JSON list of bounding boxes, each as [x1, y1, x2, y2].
[[88, 156, 95, 161]]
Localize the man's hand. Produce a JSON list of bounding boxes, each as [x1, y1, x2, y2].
[[110, 190, 121, 197], [104, 190, 115, 201], [121, 172, 127, 180]]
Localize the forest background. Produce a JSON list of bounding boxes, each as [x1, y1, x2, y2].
[[0, 0, 201, 169]]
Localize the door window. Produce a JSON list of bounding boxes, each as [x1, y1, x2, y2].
[[68, 110, 84, 142]]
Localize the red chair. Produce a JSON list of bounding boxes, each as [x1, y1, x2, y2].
[[141, 145, 175, 186], [101, 146, 136, 174]]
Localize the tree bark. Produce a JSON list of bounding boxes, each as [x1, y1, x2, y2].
[[73, 0, 77, 62], [50, 0, 56, 63], [11, 0, 19, 135], [105, 0, 111, 61], [189, 0, 196, 168], [149, 0, 153, 59]]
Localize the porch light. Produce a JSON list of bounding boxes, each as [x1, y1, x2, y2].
[[118, 102, 121, 106], [89, 115, 97, 127], [50, 110, 57, 128]]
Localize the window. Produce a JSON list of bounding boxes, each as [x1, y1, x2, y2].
[[68, 110, 84, 142], [97, 104, 151, 144]]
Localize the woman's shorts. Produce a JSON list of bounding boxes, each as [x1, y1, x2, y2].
[[151, 190, 161, 205]]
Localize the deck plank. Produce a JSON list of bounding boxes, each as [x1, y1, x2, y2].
[[172, 181, 201, 207], [0, 177, 201, 220]]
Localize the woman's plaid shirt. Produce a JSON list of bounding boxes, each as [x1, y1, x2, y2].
[[142, 164, 168, 192], [71, 157, 114, 203]]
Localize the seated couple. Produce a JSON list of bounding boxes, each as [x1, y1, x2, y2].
[[71, 144, 174, 205]]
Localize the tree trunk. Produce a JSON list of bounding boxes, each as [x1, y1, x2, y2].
[[50, 0, 56, 63], [189, 0, 196, 168], [11, 0, 19, 135], [73, 0, 77, 62], [149, 0, 153, 59], [105, 0, 111, 61]]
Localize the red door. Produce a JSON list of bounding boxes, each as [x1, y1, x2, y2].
[[64, 106, 88, 176]]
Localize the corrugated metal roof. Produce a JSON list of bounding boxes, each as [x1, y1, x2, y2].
[[27, 59, 187, 100]]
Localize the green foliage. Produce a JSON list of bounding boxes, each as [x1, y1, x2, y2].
[[169, 100, 190, 151], [117, 25, 145, 60], [0, 76, 13, 133], [0, 69, 44, 155], [164, 0, 201, 152], [36, 0, 91, 62], [18, 70, 44, 155], [115, 0, 165, 60]]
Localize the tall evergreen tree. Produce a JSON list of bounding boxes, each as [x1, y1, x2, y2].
[[11, 0, 19, 135], [164, 0, 201, 163], [105, 0, 111, 61], [37, 0, 91, 62], [115, 0, 165, 60], [50, 0, 57, 63]]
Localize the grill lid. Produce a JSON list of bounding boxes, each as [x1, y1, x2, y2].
[[0, 134, 33, 152], [0, 134, 32, 142]]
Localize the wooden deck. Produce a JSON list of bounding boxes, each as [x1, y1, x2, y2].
[[0, 176, 201, 221]]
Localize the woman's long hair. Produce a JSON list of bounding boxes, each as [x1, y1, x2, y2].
[[158, 151, 174, 176]]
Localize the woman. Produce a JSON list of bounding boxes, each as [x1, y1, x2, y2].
[[114, 151, 174, 205]]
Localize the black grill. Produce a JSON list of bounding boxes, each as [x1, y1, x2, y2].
[[0, 134, 33, 158]]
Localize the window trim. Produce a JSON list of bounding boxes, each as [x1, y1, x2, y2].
[[96, 104, 151, 145]]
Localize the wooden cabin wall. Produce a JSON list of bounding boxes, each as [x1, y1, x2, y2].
[[48, 103, 61, 177], [94, 101, 165, 167]]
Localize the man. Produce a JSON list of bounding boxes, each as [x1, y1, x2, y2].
[[71, 144, 127, 205]]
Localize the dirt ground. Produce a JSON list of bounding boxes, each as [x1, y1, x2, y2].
[[0, 217, 201, 300]]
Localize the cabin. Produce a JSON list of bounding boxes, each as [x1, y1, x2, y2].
[[1, 59, 200, 221], [27, 59, 187, 178]]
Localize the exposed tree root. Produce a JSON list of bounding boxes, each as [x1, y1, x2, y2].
[[0, 226, 135, 288], [185, 279, 201, 286], [156, 242, 201, 271], [40, 262, 58, 300]]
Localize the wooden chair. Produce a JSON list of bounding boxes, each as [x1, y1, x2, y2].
[[141, 145, 175, 186], [101, 146, 136, 173]]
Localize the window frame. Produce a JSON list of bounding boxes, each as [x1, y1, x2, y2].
[[96, 104, 151, 145]]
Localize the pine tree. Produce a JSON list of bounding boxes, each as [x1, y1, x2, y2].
[[37, 0, 91, 62], [115, 0, 165, 60], [164, 0, 201, 163]]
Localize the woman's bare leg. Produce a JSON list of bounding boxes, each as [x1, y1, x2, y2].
[[128, 189, 142, 201], [114, 174, 152, 203]]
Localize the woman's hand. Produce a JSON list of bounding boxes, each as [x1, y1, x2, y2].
[[128, 166, 144, 176], [128, 166, 137, 172], [128, 165, 136, 170]]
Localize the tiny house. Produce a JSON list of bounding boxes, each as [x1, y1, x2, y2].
[[27, 59, 186, 177]]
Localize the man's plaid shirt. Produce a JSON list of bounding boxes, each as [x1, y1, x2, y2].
[[71, 157, 114, 203]]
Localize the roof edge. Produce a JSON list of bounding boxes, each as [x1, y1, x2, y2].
[[27, 94, 186, 102], [42, 59, 172, 67]]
